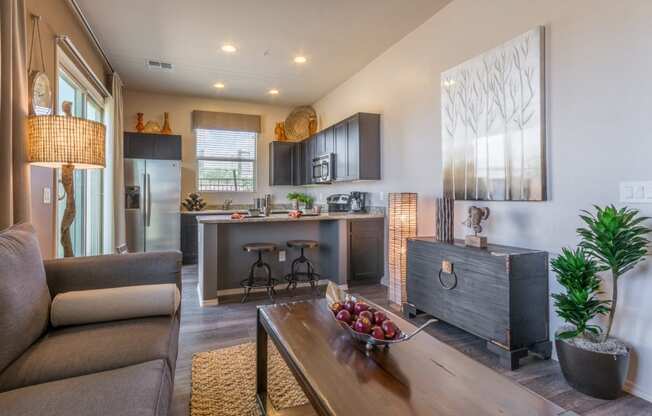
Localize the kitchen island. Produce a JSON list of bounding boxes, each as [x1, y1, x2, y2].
[[197, 212, 385, 305]]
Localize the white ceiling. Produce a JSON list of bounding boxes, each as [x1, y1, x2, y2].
[[77, 0, 451, 105]]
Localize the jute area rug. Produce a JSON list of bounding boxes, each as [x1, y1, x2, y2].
[[191, 342, 309, 416]]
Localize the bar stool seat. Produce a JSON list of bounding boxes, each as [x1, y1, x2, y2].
[[287, 240, 320, 249], [240, 243, 278, 303], [285, 240, 320, 295]]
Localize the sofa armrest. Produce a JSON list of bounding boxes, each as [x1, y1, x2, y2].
[[44, 251, 182, 297]]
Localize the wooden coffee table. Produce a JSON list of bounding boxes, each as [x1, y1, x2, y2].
[[256, 298, 573, 416]]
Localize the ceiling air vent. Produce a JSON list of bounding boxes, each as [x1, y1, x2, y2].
[[146, 59, 174, 72]]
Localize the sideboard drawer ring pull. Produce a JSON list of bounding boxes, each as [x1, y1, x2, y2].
[[438, 269, 458, 290]]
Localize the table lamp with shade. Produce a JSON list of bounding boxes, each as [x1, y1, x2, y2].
[[27, 114, 106, 257]]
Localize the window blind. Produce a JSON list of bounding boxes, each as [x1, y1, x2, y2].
[[196, 129, 257, 192]]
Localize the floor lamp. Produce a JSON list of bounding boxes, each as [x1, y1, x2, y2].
[[28, 115, 106, 257], [387, 193, 417, 306]]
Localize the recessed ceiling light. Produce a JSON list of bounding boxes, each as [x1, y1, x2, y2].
[[268, 89, 279, 95], [294, 56, 307, 64], [213, 82, 225, 89], [221, 44, 237, 53]]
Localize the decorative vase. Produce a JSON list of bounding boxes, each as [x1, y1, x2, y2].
[[161, 112, 172, 134], [435, 197, 454, 243], [556, 338, 629, 400], [136, 113, 145, 132]]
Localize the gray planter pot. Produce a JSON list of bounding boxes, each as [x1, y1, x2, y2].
[[556, 338, 629, 400]]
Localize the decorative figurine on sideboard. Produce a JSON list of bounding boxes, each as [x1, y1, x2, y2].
[[182, 192, 207, 212], [463, 206, 490, 248]]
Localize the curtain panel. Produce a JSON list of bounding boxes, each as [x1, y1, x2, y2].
[[110, 73, 125, 250], [0, 0, 30, 229], [191, 110, 261, 133]]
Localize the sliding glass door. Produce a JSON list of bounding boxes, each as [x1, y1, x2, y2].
[[55, 70, 104, 257]]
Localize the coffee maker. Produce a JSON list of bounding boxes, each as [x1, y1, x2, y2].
[[349, 192, 366, 212]]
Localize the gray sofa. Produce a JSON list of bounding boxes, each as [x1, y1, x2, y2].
[[0, 224, 181, 416]]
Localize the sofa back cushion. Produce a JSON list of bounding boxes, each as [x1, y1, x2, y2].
[[0, 224, 51, 372]]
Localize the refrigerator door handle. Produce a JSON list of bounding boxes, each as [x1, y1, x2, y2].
[[146, 173, 152, 227], [143, 173, 148, 227]]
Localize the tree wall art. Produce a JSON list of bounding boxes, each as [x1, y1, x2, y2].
[[441, 27, 546, 201]]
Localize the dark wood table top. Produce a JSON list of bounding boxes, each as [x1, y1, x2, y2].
[[258, 298, 567, 416]]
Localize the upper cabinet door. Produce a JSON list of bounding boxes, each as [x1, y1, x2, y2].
[[314, 131, 325, 156], [334, 122, 348, 181], [323, 127, 335, 154], [346, 116, 360, 181]]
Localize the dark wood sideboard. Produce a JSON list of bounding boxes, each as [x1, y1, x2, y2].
[[404, 237, 551, 370]]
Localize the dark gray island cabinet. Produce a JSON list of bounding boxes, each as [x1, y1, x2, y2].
[[405, 238, 551, 370]]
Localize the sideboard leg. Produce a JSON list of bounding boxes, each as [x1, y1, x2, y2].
[[530, 340, 553, 360], [486, 342, 528, 370]]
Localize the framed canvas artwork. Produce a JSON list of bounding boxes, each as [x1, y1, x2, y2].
[[441, 27, 546, 201]]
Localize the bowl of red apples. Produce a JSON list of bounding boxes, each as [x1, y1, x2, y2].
[[330, 299, 405, 349]]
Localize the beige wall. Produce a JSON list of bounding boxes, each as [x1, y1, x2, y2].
[[123, 90, 294, 206], [25, 0, 109, 258], [312, 0, 652, 400]]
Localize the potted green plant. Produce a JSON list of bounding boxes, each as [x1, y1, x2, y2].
[[287, 192, 314, 212], [553, 206, 649, 399]]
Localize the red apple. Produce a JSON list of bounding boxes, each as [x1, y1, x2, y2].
[[381, 320, 397, 339], [343, 300, 356, 314], [330, 302, 343, 315], [353, 302, 369, 315], [358, 310, 373, 321], [372, 311, 387, 325], [336, 309, 352, 324], [371, 326, 385, 340], [353, 317, 372, 334]]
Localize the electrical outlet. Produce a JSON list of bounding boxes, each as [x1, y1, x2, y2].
[[620, 181, 652, 203], [43, 187, 51, 204], [279, 250, 286, 262]]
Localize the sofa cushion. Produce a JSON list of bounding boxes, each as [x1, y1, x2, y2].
[[0, 359, 171, 416], [0, 315, 179, 392], [0, 224, 51, 373]]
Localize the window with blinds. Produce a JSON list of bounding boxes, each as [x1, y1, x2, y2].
[[196, 129, 257, 192]]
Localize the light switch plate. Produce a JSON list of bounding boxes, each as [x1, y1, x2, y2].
[[279, 250, 286, 262], [620, 181, 652, 204], [43, 187, 51, 204]]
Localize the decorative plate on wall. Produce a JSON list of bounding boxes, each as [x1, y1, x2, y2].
[[284, 106, 318, 141]]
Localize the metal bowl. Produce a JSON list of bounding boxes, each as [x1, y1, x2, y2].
[[330, 296, 437, 351]]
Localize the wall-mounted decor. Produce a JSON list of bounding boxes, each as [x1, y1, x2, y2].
[[284, 106, 317, 141], [442, 27, 546, 201]]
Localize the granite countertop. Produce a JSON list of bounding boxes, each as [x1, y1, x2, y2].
[[196, 212, 385, 224]]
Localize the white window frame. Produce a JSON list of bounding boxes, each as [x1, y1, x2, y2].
[[195, 129, 258, 193]]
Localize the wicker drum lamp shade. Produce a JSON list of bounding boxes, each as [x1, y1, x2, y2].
[[27, 115, 106, 257], [387, 193, 417, 305], [27, 115, 106, 168]]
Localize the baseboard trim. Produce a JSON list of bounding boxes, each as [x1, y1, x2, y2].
[[625, 380, 652, 403]]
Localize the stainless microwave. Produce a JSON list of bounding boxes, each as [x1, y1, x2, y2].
[[312, 153, 333, 183]]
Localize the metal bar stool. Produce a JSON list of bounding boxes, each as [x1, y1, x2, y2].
[[240, 243, 278, 303], [284, 240, 320, 295]]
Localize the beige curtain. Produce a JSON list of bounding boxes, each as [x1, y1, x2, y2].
[[0, 0, 30, 229], [111, 73, 125, 249]]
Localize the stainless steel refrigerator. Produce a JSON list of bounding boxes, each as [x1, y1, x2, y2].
[[124, 159, 181, 252]]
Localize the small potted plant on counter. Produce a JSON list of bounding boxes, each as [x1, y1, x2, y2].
[[287, 192, 314, 212], [553, 205, 649, 399]]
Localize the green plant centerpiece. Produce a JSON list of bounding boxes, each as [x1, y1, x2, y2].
[[287, 192, 314, 211], [553, 205, 649, 400]]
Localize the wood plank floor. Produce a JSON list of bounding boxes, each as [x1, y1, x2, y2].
[[172, 265, 651, 416]]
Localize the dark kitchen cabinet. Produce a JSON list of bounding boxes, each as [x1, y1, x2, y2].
[[292, 142, 305, 185], [269, 141, 295, 186], [124, 132, 182, 160], [334, 122, 348, 181], [323, 127, 335, 154], [349, 218, 384, 285], [314, 131, 325, 155], [303, 137, 315, 185], [180, 214, 198, 264]]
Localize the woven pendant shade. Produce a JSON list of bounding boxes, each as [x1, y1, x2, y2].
[[27, 115, 106, 169], [388, 193, 417, 305]]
